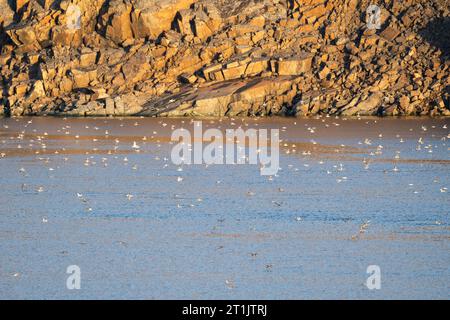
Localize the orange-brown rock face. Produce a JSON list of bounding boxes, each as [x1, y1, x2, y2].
[[0, 0, 449, 117], [98, 0, 197, 44]]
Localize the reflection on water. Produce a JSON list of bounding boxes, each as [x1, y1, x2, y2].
[[0, 116, 449, 299]]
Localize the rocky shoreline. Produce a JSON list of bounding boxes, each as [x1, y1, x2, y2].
[[0, 0, 449, 117]]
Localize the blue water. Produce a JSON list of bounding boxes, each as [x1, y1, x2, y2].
[[0, 117, 448, 299]]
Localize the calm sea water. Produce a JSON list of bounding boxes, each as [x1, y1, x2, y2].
[[0, 116, 448, 299]]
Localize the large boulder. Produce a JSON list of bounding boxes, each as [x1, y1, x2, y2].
[[341, 92, 384, 116], [275, 54, 313, 76], [99, 0, 196, 44]]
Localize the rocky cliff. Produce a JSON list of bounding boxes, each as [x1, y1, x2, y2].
[[0, 0, 449, 117]]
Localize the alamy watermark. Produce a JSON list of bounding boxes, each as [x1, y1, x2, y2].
[[64, 263, 381, 291], [66, 4, 82, 31], [366, 265, 381, 290], [170, 121, 280, 176], [366, 5, 381, 30], [66, 265, 81, 290]]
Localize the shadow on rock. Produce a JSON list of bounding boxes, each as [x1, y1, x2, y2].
[[419, 17, 450, 60]]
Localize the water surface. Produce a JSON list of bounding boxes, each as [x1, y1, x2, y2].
[[0, 116, 449, 299]]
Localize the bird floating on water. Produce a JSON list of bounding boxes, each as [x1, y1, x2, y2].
[[359, 220, 370, 234], [225, 279, 235, 289], [132, 141, 140, 149]]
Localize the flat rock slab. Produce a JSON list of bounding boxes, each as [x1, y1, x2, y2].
[[139, 76, 295, 116]]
